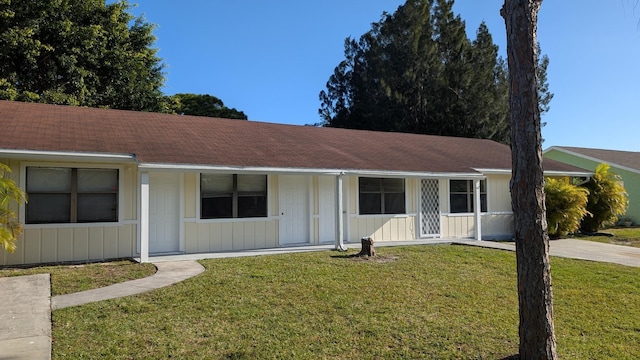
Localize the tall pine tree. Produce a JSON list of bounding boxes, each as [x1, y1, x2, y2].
[[319, 0, 551, 144]]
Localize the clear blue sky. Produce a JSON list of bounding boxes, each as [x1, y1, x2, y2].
[[129, 0, 640, 152]]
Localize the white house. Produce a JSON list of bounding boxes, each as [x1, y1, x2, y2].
[[0, 100, 587, 265]]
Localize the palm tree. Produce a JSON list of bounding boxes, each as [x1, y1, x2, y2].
[[0, 163, 26, 253]]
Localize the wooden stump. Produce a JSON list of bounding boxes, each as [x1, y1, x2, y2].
[[357, 236, 375, 257]]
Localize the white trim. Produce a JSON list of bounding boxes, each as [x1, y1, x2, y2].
[[335, 173, 346, 251], [139, 172, 149, 263], [1, 149, 135, 162], [475, 167, 592, 177], [179, 173, 185, 253], [474, 178, 482, 241], [195, 216, 276, 224], [472, 168, 512, 175], [343, 175, 350, 243], [138, 162, 484, 179], [308, 176, 314, 244], [353, 213, 415, 219]]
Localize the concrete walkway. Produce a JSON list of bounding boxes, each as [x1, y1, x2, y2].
[[1, 239, 640, 359], [0, 274, 51, 360], [51, 260, 205, 310]]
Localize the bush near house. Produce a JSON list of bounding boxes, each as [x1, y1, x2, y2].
[[0, 163, 26, 253], [580, 163, 628, 233], [545, 177, 589, 238]]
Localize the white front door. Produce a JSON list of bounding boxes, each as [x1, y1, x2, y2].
[[318, 176, 336, 243], [149, 172, 180, 253], [279, 175, 309, 245]]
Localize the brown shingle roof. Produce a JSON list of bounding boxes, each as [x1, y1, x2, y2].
[[0, 100, 581, 174], [550, 146, 640, 172]]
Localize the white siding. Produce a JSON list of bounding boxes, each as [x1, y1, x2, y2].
[[0, 159, 137, 265]]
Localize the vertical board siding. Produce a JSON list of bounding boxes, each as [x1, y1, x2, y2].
[[487, 174, 512, 212], [440, 213, 514, 239], [73, 228, 89, 261], [122, 164, 137, 220], [348, 216, 416, 242], [185, 220, 279, 253], [482, 213, 515, 239], [1, 224, 136, 265], [41, 228, 58, 263], [184, 172, 197, 219], [441, 215, 475, 238]]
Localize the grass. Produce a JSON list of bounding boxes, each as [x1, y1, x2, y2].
[[51, 245, 640, 359], [572, 227, 640, 248], [0, 259, 156, 296]]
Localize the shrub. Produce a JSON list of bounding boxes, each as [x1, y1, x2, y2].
[[545, 177, 589, 238], [580, 163, 628, 233]]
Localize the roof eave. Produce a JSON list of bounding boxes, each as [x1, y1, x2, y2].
[[0, 149, 137, 163], [545, 146, 640, 175], [137, 162, 485, 178]]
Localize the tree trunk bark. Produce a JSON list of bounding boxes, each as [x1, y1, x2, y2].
[[501, 1, 558, 359], [357, 236, 375, 257]]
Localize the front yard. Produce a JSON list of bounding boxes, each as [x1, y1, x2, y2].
[[48, 245, 639, 359]]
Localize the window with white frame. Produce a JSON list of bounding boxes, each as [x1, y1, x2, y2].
[[449, 179, 487, 213], [25, 167, 119, 224], [358, 177, 406, 215], [200, 174, 267, 219]]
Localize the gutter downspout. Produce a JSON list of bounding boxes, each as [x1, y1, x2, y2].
[[335, 172, 347, 251]]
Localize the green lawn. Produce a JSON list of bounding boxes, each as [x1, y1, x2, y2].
[[51, 245, 640, 359], [572, 227, 640, 248], [0, 260, 156, 296]]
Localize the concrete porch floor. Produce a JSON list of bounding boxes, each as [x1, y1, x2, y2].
[[144, 238, 479, 263]]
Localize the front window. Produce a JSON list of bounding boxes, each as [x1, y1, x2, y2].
[[449, 179, 487, 213], [359, 177, 405, 215], [26, 167, 119, 224], [201, 174, 267, 219]]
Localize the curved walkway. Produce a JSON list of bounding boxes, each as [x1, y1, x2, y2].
[[52, 260, 205, 310]]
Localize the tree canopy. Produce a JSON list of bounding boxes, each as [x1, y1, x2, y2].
[[319, 0, 552, 144], [0, 0, 165, 111], [165, 93, 248, 120]]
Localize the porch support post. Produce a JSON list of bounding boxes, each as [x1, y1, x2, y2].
[[140, 172, 150, 263], [335, 173, 346, 251], [474, 178, 482, 241]]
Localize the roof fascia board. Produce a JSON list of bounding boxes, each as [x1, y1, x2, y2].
[[544, 146, 640, 175], [473, 168, 511, 175], [0, 149, 136, 163], [137, 163, 484, 178], [475, 167, 592, 177], [543, 170, 593, 177]]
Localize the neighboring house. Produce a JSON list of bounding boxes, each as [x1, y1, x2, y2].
[[544, 146, 640, 224], [0, 100, 587, 266]]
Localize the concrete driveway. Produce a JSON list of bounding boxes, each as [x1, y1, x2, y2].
[[463, 238, 640, 267]]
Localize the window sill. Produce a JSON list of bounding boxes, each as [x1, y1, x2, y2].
[[354, 213, 415, 219], [196, 216, 274, 224]]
